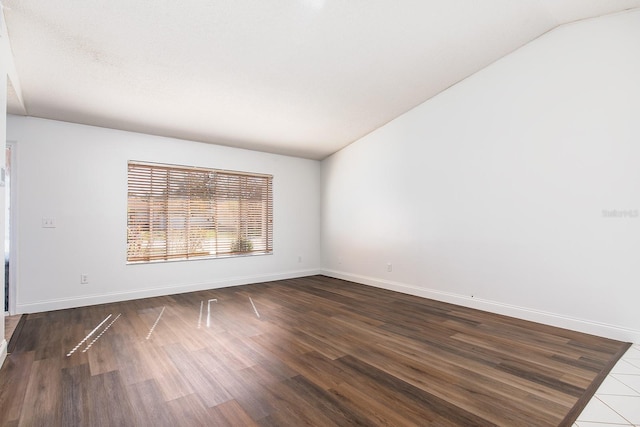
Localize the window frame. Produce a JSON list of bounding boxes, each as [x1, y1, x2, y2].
[[126, 161, 273, 264]]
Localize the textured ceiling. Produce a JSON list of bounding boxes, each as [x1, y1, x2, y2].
[[4, 0, 640, 159]]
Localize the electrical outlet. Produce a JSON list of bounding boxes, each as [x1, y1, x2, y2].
[[80, 274, 89, 284], [298, 256, 302, 263], [387, 263, 392, 272], [42, 217, 56, 228]]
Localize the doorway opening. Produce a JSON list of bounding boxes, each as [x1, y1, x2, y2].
[[4, 143, 14, 313]]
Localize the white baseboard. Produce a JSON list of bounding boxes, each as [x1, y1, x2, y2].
[[321, 269, 640, 344], [16, 269, 322, 314], [0, 339, 7, 369]]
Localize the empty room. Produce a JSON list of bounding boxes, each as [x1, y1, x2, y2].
[[1, 1, 639, 426]]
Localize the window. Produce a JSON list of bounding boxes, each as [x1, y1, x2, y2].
[[127, 161, 273, 263]]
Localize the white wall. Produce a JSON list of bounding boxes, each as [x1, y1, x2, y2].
[[7, 116, 321, 313], [321, 9, 640, 342]]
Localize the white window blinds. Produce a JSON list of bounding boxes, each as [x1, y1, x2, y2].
[[127, 162, 273, 263]]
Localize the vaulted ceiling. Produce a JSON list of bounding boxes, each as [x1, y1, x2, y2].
[[4, 1, 640, 159]]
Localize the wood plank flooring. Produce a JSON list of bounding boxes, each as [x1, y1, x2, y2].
[[4, 314, 22, 343], [0, 275, 630, 426]]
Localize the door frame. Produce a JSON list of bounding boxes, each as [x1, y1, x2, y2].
[[6, 140, 17, 314]]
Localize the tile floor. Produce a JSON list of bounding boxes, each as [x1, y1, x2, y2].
[[575, 343, 640, 427]]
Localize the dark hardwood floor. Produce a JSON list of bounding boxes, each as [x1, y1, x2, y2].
[[0, 275, 630, 426]]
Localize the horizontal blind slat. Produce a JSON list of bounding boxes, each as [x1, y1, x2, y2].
[[127, 161, 272, 262]]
